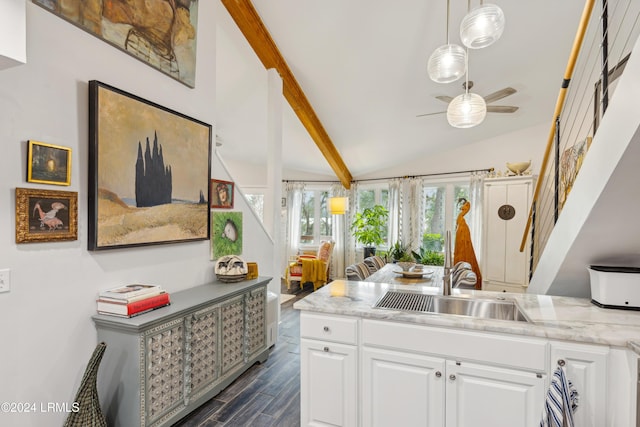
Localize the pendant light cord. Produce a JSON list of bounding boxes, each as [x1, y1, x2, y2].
[[445, 0, 450, 44]]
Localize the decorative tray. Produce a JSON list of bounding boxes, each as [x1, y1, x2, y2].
[[393, 269, 434, 279]]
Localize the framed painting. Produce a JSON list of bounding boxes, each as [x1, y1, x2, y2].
[[32, 0, 199, 88], [15, 187, 78, 243], [593, 53, 630, 134], [211, 179, 234, 208], [211, 211, 243, 259], [27, 140, 72, 186], [88, 80, 211, 250]]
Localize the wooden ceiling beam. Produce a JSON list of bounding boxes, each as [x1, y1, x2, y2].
[[221, 0, 353, 189]]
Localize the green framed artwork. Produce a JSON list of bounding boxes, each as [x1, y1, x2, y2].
[[33, 0, 199, 88], [212, 211, 243, 259]]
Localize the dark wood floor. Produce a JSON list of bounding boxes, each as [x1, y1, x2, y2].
[[173, 280, 314, 427]]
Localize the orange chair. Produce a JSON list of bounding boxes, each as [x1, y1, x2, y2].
[[286, 240, 334, 290]]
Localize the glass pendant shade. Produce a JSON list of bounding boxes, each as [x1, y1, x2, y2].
[[328, 197, 348, 215], [427, 44, 467, 83], [460, 4, 505, 49], [447, 93, 487, 128]]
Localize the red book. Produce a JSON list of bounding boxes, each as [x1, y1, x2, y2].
[[97, 292, 170, 317]]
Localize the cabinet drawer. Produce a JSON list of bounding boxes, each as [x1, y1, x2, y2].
[[301, 312, 358, 345], [483, 282, 526, 293], [363, 319, 547, 371]]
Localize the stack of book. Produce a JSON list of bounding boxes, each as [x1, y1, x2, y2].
[[97, 284, 170, 318]]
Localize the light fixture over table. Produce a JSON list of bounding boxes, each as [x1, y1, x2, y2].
[[447, 55, 486, 128], [427, 0, 466, 83], [460, 2, 505, 49]]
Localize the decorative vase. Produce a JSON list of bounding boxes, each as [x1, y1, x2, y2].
[[63, 342, 107, 427]]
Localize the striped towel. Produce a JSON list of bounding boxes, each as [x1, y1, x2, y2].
[[540, 366, 579, 427]]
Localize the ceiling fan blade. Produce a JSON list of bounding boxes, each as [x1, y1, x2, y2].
[[435, 95, 453, 103], [487, 105, 519, 113], [416, 111, 446, 117], [484, 87, 517, 104]]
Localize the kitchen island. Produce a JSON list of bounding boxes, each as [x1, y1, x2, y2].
[[295, 275, 639, 427]]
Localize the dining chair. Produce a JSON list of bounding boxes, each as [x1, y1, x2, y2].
[[363, 255, 386, 275], [345, 262, 372, 281]]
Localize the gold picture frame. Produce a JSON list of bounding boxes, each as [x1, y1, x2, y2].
[[15, 187, 78, 243], [27, 140, 72, 186]]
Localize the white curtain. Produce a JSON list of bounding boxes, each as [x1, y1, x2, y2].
[[405, 177, 424, 253], [345, 182, 359, 267], [387, 178, 402, 248], [330, 184, 347, 279], [283, 182, 304, 276], [468, 171, 487, 264]]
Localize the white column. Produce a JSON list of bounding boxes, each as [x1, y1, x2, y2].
[[0, 0, 26, 69], [267, 68, 283, 298]]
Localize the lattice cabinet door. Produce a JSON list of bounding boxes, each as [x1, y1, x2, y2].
[[185, 305, 219, 403], [220, 294, 245, 376], [245, 286, 267, 360], [142, 317, 185, 427]]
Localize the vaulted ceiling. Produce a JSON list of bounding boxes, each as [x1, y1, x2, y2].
[[215, 1, 586, 181]]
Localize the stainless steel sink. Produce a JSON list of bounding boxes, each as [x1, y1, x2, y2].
[[373, 290, 531, 322]]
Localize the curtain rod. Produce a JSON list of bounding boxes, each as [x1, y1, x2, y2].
[[282, 167, 494, 185]]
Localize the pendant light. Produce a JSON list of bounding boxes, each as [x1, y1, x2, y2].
[[427, 0, 466, 83], [460, 1, 505, 49], [447, 52, 486, 128]]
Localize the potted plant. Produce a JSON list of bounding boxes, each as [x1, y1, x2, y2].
[[350, 205, 389, 258], [388, 240, 409, 262]]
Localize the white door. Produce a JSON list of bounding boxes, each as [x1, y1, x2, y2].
[[300, 339, 357, 427], [549, 342, 609, 427], [362, 347, 445, 427], [445, 360, 545, 427]]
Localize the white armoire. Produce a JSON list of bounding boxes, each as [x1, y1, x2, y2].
[[482, 176, 535, 292]]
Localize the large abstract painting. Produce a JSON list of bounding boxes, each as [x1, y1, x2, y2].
[[33, 0, 199, 87], [88, 80, 211, 250]]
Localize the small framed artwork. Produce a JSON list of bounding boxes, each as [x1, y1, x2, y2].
[[88, 80, 211, 250], [27, 140, 72, 186], [15, 187, 78, 243], [211, 179, 234, 208], [211, 211, 243, 259]]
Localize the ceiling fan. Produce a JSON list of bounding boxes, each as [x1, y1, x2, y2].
[[417, 82, 519, 117]]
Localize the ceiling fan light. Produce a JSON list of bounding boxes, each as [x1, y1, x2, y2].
[[427, 44, 467, 83], [447, 93, 487, 128], [460, 4, 505, 49]]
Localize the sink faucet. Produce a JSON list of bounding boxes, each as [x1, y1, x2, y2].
[[443, 230, 452, 296]]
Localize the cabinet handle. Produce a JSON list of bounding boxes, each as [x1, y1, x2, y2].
[[557, 359, 566, 367], [435, 371, 442, 378], [323, 346, 329, 352], [449, 374, 456, 381], [323, 326, 330, 332]]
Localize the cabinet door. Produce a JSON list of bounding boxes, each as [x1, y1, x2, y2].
[[445, 360, 545, 427], [301, 339, 357, 427], [220, 294, 245, 375], [362, 347, 445, 427], [549, 342, 608, 427], [143, 317, 186, 426], [245, 286, 267, 359], [186, 305, 219, 400]]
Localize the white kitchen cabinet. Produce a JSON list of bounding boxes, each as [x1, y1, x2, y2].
[[482, 176, 535, 291], [362, 347, 445, 427], [445, 360, 545, 427], [300, 312, 358, 427], [549, 341, 609, 427]]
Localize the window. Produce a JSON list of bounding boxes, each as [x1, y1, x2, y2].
[[355, 184, 390, 247], [245, 194, 264, 222], [422, 180, 469, 251], [299, 188, 332, 245]]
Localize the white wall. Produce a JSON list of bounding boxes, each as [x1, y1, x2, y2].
[[0, 3, 275, 426]]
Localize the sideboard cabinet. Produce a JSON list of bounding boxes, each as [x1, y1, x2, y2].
[[93, 277, 271, 427]]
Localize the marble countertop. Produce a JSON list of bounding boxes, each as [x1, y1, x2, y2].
[[294, 276, 640, 351]]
